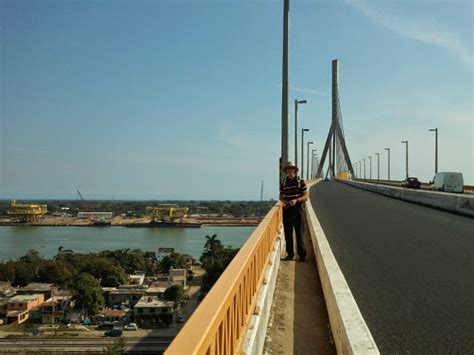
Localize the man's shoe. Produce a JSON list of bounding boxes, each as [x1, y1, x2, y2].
[[282, 255, 294, 261], [299, 256, 306, 262]]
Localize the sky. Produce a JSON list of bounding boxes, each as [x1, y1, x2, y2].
[[1, 0, 472, 200]]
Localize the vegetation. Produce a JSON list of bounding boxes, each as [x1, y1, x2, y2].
[[0, 199, 275, 218], [200, 234, 240, 296], [103, 337, 126, 355]]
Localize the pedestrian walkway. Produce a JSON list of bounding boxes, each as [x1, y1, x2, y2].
[[263, 231, 336, 354]]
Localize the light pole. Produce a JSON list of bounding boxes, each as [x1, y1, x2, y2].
[[385, 148, 390, 181], [401, 140, 409, 179], [375, 152, 380, 180], [280, 0, 290, 182], [359, 161, 362, 179], [295, 99, 307, 167], [301, 128, 309, 178], [363, 159, 366, 179], [306, 142, 313, 180], [311, 149, 317, 178], [429, 128, 438, 174], [368, 156, 372, 180]]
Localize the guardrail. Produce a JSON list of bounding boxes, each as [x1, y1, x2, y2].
[[355, 179, 474, 193], [165, 202, 283, 355]]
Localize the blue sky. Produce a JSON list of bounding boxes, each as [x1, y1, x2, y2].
[[1, 0, 472, 200]]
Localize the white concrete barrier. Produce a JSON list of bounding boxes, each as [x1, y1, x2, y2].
[[341, 180, 474, 218], [305, 183, 379, 355]]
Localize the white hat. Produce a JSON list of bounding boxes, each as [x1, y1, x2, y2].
[[283, 161, 299, 172]]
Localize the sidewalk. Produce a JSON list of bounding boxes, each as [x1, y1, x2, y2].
[[263, 231, 336, 354]]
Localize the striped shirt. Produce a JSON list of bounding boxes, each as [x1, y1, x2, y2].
[[280, 177, 307, 202]]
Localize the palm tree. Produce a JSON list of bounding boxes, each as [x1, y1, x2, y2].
[[203, 234, 222, 267]]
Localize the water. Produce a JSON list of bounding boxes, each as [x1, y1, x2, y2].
[[0, 226, 255, 261]]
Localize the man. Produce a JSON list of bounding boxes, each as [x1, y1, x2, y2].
[[279, 161, 308, 261]]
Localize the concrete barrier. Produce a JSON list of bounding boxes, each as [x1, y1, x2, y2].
[[243, 228, 283, 355], [341, 180, 474, 218], [305, 182, 379, 354]]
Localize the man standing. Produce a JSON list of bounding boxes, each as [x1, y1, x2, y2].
[[279, 161, 308, 261]]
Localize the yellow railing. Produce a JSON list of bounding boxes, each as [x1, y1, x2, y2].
[[165, 202, 283, 355]]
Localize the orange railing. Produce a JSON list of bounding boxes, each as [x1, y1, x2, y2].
[[165, 202, 283, 355]]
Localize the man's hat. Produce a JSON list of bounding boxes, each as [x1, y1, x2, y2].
[[283, 161, 299, 172]]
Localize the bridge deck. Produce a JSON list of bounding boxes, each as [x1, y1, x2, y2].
[[310, 180, 474, 353], [264, 229, 336, 354]]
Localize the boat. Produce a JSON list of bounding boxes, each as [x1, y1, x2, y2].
[[91, 219, 112, 226]]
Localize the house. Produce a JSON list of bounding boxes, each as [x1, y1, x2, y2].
[[128, 273, 145, 286], [41, 293, 74, 324], [16, 283, 58, 300], [93, 309, 131, 325], [145, 286, 167, 298], [107, 289, 146, 307], [0, 281, 15, 298], [169, 268, 187, 289], [134, 296, 174, 327], [6, 294, 45, 324]]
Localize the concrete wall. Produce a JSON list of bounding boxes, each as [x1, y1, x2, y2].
[[342, 180, 474, 217], [305, 184, 379, 354], [243, 228, 284, 355]]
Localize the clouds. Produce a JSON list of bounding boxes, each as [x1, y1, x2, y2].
[[346, 0, 473, 68]]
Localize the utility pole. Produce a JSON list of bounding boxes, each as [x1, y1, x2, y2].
[[402, 140, 409, 179], [280, 0, 290, 182], [429, 128, 438, 174], [301, 128, 309, 178], [260, 181, 264, 201], [385, 148, 390, 180], [363, 159, 366, 179], [375, 152, 380, 180]]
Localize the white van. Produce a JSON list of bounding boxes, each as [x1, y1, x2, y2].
[[430, 172, 464, 193]]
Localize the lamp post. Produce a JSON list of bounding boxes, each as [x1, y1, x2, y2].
[[295, 99, 307, 167], [401, 140, 409, 179], [368, 156, 372, 180], [280, 0, 290, 182], [359, 161, 361, 179], [385, 148, 390, 181], [429, 128, 438, 174], [375, 152, 380, 180], [363, 159, 366, 179], [301, 128, 309, 178], [306, 141, 314, 180]]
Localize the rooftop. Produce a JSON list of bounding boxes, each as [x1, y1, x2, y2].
[[8, 294, 42, 303], [19, 283, 56, 291], [134, 296, 174, 308]]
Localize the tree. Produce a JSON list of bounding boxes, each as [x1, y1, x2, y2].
[[78, 257, 128, 287], [70, 273, 104, 316], [160, 253, 186, 273], [37, 261, 73, 285], [164, 285, 185, 305]]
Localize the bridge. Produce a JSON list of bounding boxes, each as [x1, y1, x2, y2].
[[162, 1, 473, 353]]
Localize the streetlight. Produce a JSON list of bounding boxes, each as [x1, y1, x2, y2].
[[301, 128, 309, 178], [306, 141, 313, 180], [363, 158, 366, 179], [375, 152, 380, 180], [385, 148, 390, 181], [295, 99, 307, 167], [429, 128, 438, 174], [368, 156, 372, 180], [358, 161, 362, 179], [401, 140, 409, 179], [311, 149, 317, 179]]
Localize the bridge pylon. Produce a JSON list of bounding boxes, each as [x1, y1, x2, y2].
[[317, 60, 354, 179]]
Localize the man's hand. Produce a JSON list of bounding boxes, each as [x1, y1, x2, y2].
[[289, 199, 298, 206]]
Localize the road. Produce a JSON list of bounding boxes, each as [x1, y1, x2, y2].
[[310, 181, 474, 353]]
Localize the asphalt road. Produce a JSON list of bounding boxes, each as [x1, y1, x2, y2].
[[310, 181, 474, 354]]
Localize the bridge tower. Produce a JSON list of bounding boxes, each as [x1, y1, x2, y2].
[[317, 60, 354, 179]]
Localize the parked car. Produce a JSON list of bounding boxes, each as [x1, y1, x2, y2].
[[104, 329, 123, 337], [177, 316, 185, 323], [124, 323, 138, 331], [401, 177, 421, 189], [430, 172, 464, 193]]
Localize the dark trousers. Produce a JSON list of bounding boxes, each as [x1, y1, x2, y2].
[[283, 204, 306, 258]]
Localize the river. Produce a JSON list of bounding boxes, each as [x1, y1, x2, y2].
[[0, 225, 255, 261]]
